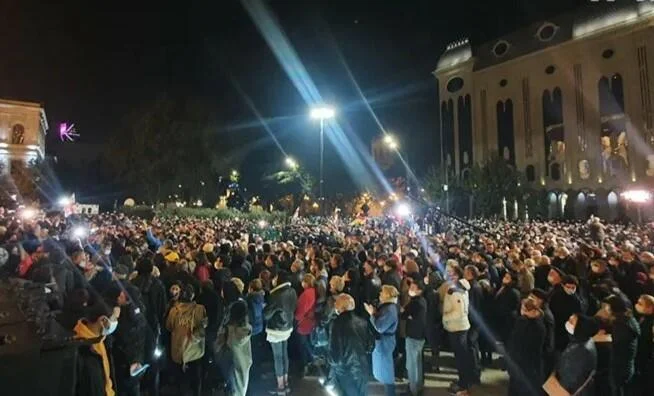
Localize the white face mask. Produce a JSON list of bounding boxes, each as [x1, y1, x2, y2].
[[565, 321, 575, 335], [408, 290, 417, 297], [564, 287, 576, 295], [104, 249, 111, 255], [103, 319, 118, 336]]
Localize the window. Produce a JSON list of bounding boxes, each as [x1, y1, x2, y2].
[[602, 49, 614, 59], [11, 124, 25, 144], [526, 165, 536, 182], [545, 65, 556, 75], [499, 79, 508, 87], [447, 77, 464, 93], [492, 40, 510, 57], [536, 23, 558, 42], [551, 163, 561, 181]]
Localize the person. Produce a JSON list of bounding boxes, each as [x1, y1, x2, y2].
[[529, 288, 556, 379], [104, 283, 147, 396], [506, 298, 546, 396], [328, 293, 374, 396], [73, 304, 119, 396], [263, 270, 298, 395], [380, 259, 402, 291], [295, 273, 317, 375], [443, 274, 476, 396], [365, 285, 400, 396], [634, 294, 654, 395], [423, 271, 444, 372], [246, 278, 265, 376], [493, 271, 521, 345], [549, 271, 583, 353], [543, 314, 598, 396], [402, 280, 427, 396], [592, 316, 614, 396], [605, 294, 640, 396], [166, 284, 207, 396], [463, 265, 483, 379], [225, 299, 253, 396]]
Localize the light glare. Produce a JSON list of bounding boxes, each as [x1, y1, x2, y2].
[[395, 202, 411, 217], [621, 189, 652, 203], [310, 107, 335, 120]]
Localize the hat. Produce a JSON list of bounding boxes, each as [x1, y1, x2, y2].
[[164, 251, 180, 263], [605, 294, 629, 314], [530, 288, 548, 302], [202, 243, 214, 254], [573, 314, 600, 340]]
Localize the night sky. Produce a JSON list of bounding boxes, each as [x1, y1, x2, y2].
[[0, 0, 588, 202]]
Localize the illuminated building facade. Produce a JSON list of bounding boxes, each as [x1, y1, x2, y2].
[[434, 3, 654, 219], [0, 98, 48, 173]]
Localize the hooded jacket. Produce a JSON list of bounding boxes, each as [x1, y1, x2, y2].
[[443, 279, 471, 332]]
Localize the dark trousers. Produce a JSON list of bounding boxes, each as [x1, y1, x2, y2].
[[426, 324, 443, 368], [174, 359, 202, 396], [467, 326, 481, 381], [449, 330, 474, 390], [298, 334, 314, 367], [250, 332, 266, 377], [335, 374, 368, 396]]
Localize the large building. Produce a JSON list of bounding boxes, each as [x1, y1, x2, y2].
[[434, 3, 654, 220], [0, 98, 48, 172]]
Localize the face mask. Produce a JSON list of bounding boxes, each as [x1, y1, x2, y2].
[[564, 287, 576, 295], [103, 319, 118, 336], [565, 321, 575, 335], [408, 290, 417, 297], [104, 249, 111, 255]]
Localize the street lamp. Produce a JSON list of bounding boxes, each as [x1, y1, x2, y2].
[[285, 157, 298, 170], [310, 106, 335, 208], [383, 134, 398, 150]]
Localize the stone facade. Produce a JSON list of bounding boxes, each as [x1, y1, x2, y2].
[[0, 99, 48, 174], [434, 3, 654, 220]]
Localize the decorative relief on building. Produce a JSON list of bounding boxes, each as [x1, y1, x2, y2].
[[574, 64, 586, 152], [480, 89, 488, 160], [522, 78, 533, 158], [598, 74, 628, 178], [441, 99, 455, 179], [543, 88, 565, 180], [496, 99, 515, 164], [637, 45, 653, 146], [458, 95, 473, 171]]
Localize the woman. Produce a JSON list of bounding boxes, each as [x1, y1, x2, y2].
[[263, 271, 298, 395], [543, 314, 598, 396], [225, 300, 252, 396], [295, 273, 317, 376], [365, 285, 399, 396], [166, 284, 207, 396]]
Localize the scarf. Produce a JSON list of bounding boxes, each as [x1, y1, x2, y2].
[[74, 320, 115, 396]]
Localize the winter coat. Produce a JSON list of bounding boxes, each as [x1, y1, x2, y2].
[[423, 283, 442, 332], [166, 301, 207, 364], [380, 270, 401, 292], [264, 282, 297, 339], [370, 302, 399, 385], [226, 322, 253, 396], [402, 295, 426, 340], [549, 285, 582, 351], [636, 314, 654, 377], [246, 291, 265, 336], [295, 287, 317, 335], [554, 338, 597, 396], [534, 265, 552, 292], [611, 315, 640, 386], [197, 285, 222, 333], [493, 285, 520, 342], [328, 311, 374, 381], [593, 335, 615, 396], [131, 274, 167, 339], [507, 315, 546, 396], [112, 302, 147, 381], [361, 273, 381, 306], [467, 279, 483, 328], [443, 280, 471, 333], [73, 320, 115, 396]]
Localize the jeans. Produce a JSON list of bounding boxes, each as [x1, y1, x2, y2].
[[448, 330, 474, 390], [335, 374, 368, 396], [270, 340, 289, 378], [405, 337, 425, 395], [467, 327, 481, 382], [298, 334, 314, 367]]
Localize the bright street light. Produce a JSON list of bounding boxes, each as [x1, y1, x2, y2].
[[231, 170, 239, 176], [395, 202, 412, 217], [73, 226, 88, 239], [310, 106, 335, 120], [383, 134, 398, 150], [621, 189, 652, 203], [58, 196, 72, 206], [285, 157, 298, 169]]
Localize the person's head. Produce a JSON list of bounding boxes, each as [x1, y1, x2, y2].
[[71, 249, 86, 266], [222, 280, 242, 304], [502, 271, 516, 286], [556, 246, 569, 259], [334, 293, 355, 315], [229, 300, 248, 326], [383, 259, 398, 273], [330, 254, 343, 269], [621, 248, 636, 263], [529, 288, 548, 309], [265, 254, 278, 268], [248, 278, 263, 294], [379, 285, 399, 304], [604, 294, 631, 318], [590, 259, 608, 274], [231, 277, 245, 294], [547, 268, 563, 286], [562, 275, 578, 295], [329, 275, 345, 294], [464, 265, 479, 281], [290, 259, 304, 273], [310, 258, 325, 275], [446, 260, 461, 282], [404, 259, 419, 275], [302, 273, 316, 290], [635, 294, 654, 316], [273, 270, 290, 288], [169, 282, 183, 300], [82, 304, 115, 336], [363, 261, 375, 277], [408, 280, 425, 297], [566, 314, 600, 341], [179, 284, 195, 302], [520, 298, 542, 319], [215, 254, 231, 270]]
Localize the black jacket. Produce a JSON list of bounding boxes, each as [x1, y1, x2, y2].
[[534, 265, 552, 292], [507, 315, 546, 396], [264, 282, 297, 332], [467, 279, 483, 328], [611, 315, 640, 385], [549, 285, 582, 351], [494, 285, 520, 341], [402, 295, 427, 340], [76, 344, 111, 396], [112, 302, 147, 380], [423, 283, 442, 331], [361, 273, 381, 306], [555, 338, 597, 396], [380, 270, 401, 291], [131, 274, 167, 339], [636, 314, 654, 376], [328, 311, 374, 379]]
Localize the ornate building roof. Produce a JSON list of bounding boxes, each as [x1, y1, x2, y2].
[[435, 3, 654, 73]]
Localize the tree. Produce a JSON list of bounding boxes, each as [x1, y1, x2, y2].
[[0, 159, 53, 207], [264, 168, 315, 210]]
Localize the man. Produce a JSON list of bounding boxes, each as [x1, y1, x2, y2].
[[463, 265, 483, 381], [402, 281, 427, 396], [444, 270, 475, 396], [327, 294, 374, 396], [549, 271, 582, 353], [380, 259, 401, 291], [529, 288, 556, 378], [634, 294, 654, 395]]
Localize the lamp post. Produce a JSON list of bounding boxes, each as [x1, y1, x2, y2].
[[383, 134, 410, 193], [310, 106, 335, 210]]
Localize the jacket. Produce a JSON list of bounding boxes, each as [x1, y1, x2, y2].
[[264, 282, 297, 333], [295, 287, 317, 335], [402, 295, 426, 340], [131, 274, 167, 337], [166, 301, 207, 364], [443, 279, 471, 332], [112, 302, 147, 377], [246, 291, 265, 336], [611, 315, 640, 385], [380, 270, 401, 291], [636, 314, 654, 376], [549, 285, 582, 351], [370, 302, 399, 385], [328, 311, 374, 379], [555, 338, 597, 395], [507, 315, 546, 396]]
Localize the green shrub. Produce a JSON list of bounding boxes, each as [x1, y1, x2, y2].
[[120, 205, 287, 223]]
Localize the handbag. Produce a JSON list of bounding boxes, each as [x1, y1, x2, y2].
[[543, 370, 595, 396], [181, 304, 205, 364], [310, 325, 329, 348]]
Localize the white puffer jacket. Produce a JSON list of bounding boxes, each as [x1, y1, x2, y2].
[[442, 279, 471, 332]]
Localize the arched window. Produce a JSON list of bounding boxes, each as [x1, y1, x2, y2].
[[526, 165, 536, 182], [497, 99, 515, 165], [11, 124, 25, 144], [458, 94, 472, 171], [543, 88, 565, 179], [551, 163, 561, 181]]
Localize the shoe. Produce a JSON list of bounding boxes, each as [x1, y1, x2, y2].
[[448, 383, 464, 394]]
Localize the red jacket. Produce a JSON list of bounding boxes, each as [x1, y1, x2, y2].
[[195, 265, 210, 283], [295, 287, 316, 335]]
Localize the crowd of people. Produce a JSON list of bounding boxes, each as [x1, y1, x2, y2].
[[0, 208, 653, 396]]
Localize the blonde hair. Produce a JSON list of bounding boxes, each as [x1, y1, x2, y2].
[[249, 278, 263, 292], [231, 278, 245, 294], [330, 275, 345, 293], [302, 273, 316, 287], [380, 285, 399, 303]]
